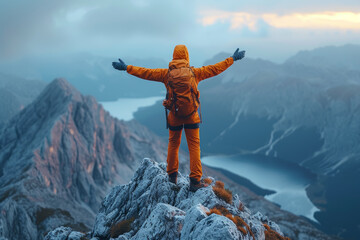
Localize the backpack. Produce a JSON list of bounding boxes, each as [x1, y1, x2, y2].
[[163, 67, 201, 127]]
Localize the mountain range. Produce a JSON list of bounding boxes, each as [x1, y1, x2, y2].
[[0, 79, 334, 239]]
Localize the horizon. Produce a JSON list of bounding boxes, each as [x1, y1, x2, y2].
[[0, 42, 357, 71]]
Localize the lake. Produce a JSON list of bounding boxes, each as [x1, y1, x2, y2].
[[202, 154, 320, 222], [100, 96, 163, 121]]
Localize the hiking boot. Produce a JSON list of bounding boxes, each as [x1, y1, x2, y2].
[[189, 177, 209, 192], [168, 172, 178, 184]]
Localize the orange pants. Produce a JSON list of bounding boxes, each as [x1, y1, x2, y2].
[[166, 127, 202, 181]]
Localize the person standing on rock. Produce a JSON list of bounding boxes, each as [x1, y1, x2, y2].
[[112, 45, 245, 192]]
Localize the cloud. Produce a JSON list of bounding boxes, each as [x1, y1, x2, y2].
[[1, 0, 360, 64], [199, 10, 271, 37], [263, 12, 360, 29], [77, 1, 194, 38], [0, 0, 199, 60], [197, 0, 360, 14], [200, 10, 360, 30], [0, 0, 80, 58]]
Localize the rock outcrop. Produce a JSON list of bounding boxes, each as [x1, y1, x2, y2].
[[46, 158, 288, 240]]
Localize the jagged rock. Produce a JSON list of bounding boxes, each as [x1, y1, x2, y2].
[[253, 212, 282, 235], [47, 158, 285, 240], [44, 226, 85, 240], [131, 203, 185, 240], [180, 204, 209, 240], [190, 214, 241, 240], [44, 227, 72, 240], [0, 199, 37, 240]]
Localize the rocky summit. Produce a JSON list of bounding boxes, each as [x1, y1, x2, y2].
[[46, 158, 288, 240]]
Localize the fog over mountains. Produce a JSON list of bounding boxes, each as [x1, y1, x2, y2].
[[0, 54, 166, 101], [0, 73, 45, 124]]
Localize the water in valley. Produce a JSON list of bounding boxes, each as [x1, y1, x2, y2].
[[202, 154, 320, 222]]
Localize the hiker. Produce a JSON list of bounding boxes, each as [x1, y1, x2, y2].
[[112, 45, 245, 191]]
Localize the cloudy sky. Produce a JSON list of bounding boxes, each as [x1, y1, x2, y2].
[[1, 0, 360, 65]]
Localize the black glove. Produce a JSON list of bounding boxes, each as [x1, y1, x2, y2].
[[232, 48, 245, 61], [112, 58, 127, 71]]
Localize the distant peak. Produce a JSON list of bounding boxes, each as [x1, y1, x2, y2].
[[285, 44, 360, 70], [47, 78, 78, 95], [37, 78, 83, 104]]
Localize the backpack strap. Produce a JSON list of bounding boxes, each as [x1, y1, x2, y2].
[[189, 67, 202, 123], [189, 67, 195, 77], [164, 69, 170, 129], [165, 108, 169, 129], [199, 101, 202, 123]]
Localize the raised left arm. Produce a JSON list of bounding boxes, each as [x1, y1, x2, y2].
[[192, 48, 245, 82], [192, 57, 234, 82]]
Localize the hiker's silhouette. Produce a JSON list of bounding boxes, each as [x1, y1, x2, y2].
[[113, 45, 245, 191]]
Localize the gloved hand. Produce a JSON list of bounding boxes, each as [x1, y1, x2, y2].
[[112, 58, 127, 71], [232, 48, 245, 61]]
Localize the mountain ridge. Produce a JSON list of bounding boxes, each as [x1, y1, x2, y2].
[[0, 78, 168, 239]]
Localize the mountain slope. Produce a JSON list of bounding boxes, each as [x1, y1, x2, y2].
[[0, 78, 167, 240]]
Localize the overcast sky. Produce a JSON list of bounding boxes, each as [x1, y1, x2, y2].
[[1, 0, 360, 66]]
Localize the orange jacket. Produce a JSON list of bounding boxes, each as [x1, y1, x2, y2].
[[126, 45, 234, 126]]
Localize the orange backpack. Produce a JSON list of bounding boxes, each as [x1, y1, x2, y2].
[[163, 67, 201, 126]]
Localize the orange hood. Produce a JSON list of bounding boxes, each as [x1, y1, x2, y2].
[[169, 45, 190, 69]]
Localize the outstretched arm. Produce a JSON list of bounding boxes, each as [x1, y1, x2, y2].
[[192, 48, 245, 82], [112, 58, 167, 83]]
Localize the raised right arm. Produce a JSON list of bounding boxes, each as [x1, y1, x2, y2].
[[112, 58, 168, 83], [126, 65, 168, 83]]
